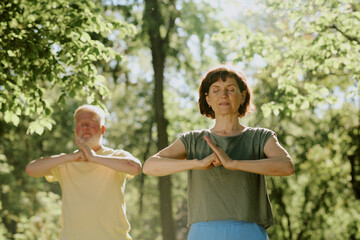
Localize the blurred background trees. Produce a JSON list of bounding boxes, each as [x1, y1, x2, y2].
[[0, 0, 359, 239]]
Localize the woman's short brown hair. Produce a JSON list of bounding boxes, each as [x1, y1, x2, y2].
[[198, 65, 255, 119]]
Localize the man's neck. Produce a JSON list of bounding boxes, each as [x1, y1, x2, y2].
[[91, 144, 102, 152]]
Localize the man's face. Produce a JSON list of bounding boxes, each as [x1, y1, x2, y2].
[[75, 111, 103, 144]]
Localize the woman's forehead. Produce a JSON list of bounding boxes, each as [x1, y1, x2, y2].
[[210, 77, 238, 87]]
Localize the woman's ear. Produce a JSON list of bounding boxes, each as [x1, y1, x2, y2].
[[205, 93, 211, 107], [240, 90, 247, 105]]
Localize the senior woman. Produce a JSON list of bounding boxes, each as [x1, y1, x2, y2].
[[143, 65, 295, 240]]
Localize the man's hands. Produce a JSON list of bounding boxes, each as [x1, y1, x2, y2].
[[201, 135, 234, 170], [72, 150, 86, 162], [74, 137, 96, 162], [74, 137, 141, 175]]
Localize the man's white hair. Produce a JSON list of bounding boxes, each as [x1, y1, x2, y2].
[[74, 104, 106, 126]]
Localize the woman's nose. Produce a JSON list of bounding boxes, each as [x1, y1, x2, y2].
[[220, 89, 229, 96]]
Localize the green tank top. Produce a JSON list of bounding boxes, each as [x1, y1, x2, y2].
[[180, 127, 275, 228]]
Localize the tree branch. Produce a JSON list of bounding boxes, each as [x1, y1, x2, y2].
[[330, 24, 360, 45]]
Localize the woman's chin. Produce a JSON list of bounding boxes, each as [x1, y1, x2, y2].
[[214, 112, 238, 117]]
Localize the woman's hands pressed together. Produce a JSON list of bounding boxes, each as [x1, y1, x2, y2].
[[203, 135, 295, 176], [203, 135, 234, 169], [194, 153, 221, 170]]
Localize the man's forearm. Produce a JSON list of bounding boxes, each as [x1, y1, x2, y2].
[[90, 155, 142, 176], [26, 153, 76, 177]]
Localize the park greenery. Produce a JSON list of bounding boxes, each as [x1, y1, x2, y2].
[[1, 0, 359, 239]]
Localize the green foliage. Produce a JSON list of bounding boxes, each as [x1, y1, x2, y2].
[[268, 107, 360, 240], [2, 1, 360, 240], [13, 191, 61, 240], [211, 1, 360, 239], [0, 100, 78, 239], [0, 0, 134, 134], [247, 60, 360, 239], [213, 0, 360, 117]]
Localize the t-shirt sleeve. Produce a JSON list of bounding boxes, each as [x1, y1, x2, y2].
[[180, 132, 190, 149], [44, 151, 78, 183], [113, 149, 141, 180], [180, 131, 194, 159], [257, 128, 276, 157], [261, 128, 276, 145], [45, 166, 61, 183]]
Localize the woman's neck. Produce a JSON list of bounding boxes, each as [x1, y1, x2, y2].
[[211, 115, 246, 136]]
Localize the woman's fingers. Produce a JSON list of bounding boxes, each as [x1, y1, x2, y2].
[[203, 135, 217, 151], [214, 153, 222, 166], [212, 158, 222, 167], [204, 136, 232, 167], [204, 135, 225, 157]]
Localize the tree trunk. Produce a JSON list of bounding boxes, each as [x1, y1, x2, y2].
[[144, 0, 176, 239], [349, 125, 360, 199]]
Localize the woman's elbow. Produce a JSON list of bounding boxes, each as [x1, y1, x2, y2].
[[272, 157, 294, 176], [142, 157, 156, 175], [283, 166, 295, 176], [142, 163, 153, 175], [142, 162, 164, 176], [283, 158, 295, 176]]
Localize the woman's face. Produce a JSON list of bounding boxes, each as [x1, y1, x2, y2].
[[206, 77, 247, 118]]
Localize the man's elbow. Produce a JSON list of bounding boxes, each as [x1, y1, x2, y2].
[[25, 165, 40, 178], [25, 165, 33, 177], [131, 164, 142, 176], [126, 161, 142, 176]]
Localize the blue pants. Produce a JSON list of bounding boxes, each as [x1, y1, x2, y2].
[[187, 220, 269, 240]]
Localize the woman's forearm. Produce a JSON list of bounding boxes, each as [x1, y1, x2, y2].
[[226, 156, 295, 176], [143, 156, 198, 176]]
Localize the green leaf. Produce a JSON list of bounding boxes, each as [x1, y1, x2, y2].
[[80, 32, 91, 42], [7, 50, 16, 57], [261, 104, 272, 118], [27, 117, 55, 135], [300, 100, 310, 110], [4, 111, 20, 126]]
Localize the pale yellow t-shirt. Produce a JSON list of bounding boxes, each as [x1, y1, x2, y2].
[[46, 146, 138, 240]]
